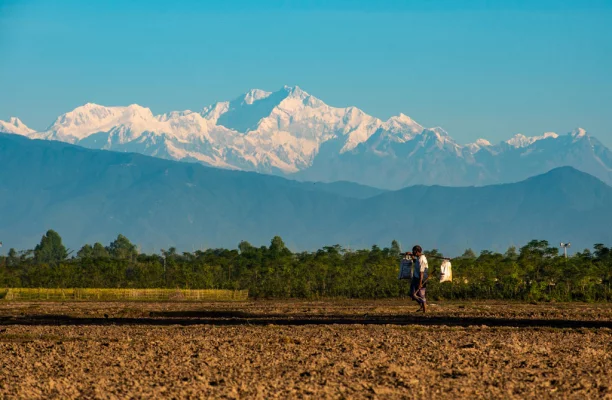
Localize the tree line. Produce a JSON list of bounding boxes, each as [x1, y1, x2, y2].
[[1, 230, 611, 301]]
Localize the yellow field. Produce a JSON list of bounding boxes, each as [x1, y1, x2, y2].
[[0, 288, 248, 301]]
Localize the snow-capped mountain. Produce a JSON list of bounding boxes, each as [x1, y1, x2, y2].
[[504, 132, 560, 149], [3, 86, 611, 189], [11, 86, 390, 175], [0, 117, 35, 135], [297, 124, 612, 189]]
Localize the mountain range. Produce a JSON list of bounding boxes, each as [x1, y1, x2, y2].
[[2, 86, 611, 189], [2, 133, 611, 254]]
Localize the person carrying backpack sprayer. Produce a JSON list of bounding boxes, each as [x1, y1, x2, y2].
[[408, 245, 429, 312], [399, 246, 452, 313]]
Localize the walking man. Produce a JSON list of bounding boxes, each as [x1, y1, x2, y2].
[[409, 245, 429, 313]]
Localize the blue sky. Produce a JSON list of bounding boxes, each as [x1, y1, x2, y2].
[[1, 0, 611, 145]]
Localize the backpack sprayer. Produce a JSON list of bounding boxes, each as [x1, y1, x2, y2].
[[398, 252, 453, 284]]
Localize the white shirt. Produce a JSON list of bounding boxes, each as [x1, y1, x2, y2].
[[413, 254, 429, 280]]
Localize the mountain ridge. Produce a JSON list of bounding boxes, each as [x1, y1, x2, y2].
[[2, 85, 611, 189]]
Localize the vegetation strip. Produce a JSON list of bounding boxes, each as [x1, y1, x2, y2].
[[1, 288, 248, 301], [2, 230, 611, 301]]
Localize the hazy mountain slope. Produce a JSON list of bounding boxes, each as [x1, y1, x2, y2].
[[1, 134, 611, 254], [343, 166, 612, 252], [304, 181, 387, 199], [473, 129, 612, 186], [0, 133, 354, 252], [296, 127, 490, 188]]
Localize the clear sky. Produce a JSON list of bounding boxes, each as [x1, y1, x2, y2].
[[1, 0, 611, 146]]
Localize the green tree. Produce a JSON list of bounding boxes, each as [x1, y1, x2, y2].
[[461, 248, 476, 259], [107, 235, 137, 260], [594, 244, 611, 261], [92, 243, 110, 258], [269, 236, 290, 258], [77, 244, 93, 259], [34, 230, 68, 265], [504, 246, 518, 260], [238, 240, 255, 255], [390, 240, 402, 257], [7, 248, 19, 267]]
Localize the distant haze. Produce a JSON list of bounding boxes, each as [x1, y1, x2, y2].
[[2, 133, 612, 254]]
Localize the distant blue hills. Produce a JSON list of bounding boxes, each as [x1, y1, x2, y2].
[[1, 133, 611, 255]]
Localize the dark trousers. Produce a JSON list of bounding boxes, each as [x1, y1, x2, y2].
[[410, 279, 427, 305]]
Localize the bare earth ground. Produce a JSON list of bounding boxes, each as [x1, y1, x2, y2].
[[0, 300, 611, 399]]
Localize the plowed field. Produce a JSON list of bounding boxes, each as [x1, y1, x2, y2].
[[1, 300, 611, 399]]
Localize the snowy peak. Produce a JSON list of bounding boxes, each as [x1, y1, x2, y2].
[[32, 101, 233, 146], [55, 103, 142, 126], [0, 117, 35, 135], [466, 138, 493, 153], [214, 87, 293, 133], [505, 131, 559, 148], [205, 86, 317, 133], [506, 134, 532, 148], [44, 103, 159, 141], [419, 127, 461, 153], [243, 89, 272, 105], [383, 113, 423, 137], [201, 102, 230, 123], [158, 110, 194, 122], [571, 127, 587, 138], [386, 113, 418, 125], [276, 85, 325, 109], [283, 85, 307, 98], [233, 86, 303, 107], [431, 127, 449, 136], [426, 127, 453, 142], [9, 117, 24, 126]]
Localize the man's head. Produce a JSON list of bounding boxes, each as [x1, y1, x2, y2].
[[412, 245, 423, 256]]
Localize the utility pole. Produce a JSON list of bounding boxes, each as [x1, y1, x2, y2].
[[560, 242, 571, 259], [160, 249, 166, 286]]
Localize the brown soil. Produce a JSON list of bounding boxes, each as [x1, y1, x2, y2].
[[0, 300, 611, 399]]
